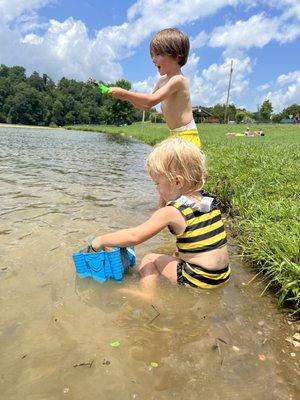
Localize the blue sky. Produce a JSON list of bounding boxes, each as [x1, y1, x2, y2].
[[0, 0, 299, 112]]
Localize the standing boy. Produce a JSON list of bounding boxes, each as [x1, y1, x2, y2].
[[95, 28, 201, 148]]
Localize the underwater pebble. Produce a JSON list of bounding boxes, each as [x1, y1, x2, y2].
[[110, 340, 120, 348], [150, 362, 158, 368], [293, 333, 300, 341]]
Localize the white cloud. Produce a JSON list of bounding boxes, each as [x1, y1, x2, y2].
[[148, 53, 252, 107], [269, 0, 300, 21], [209, 12, 300, 52], [0, 0, 243, 81], [21, 33, 43, 45], [0, 0, 299, 112], [0, 0, 55, 22], [257, 83, 270, 91], [132, 75, 159, 92], [258, 71, 300, 111], [277, 71, 300, 85], [190, 31, 209, 49]]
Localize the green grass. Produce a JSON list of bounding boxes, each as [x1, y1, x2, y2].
[[66, 122, 300, 313]]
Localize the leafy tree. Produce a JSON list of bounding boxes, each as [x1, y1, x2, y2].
[[27, 71, 47, 92], [210, 103, 236, 123], [4, 83, 45, 125], [235, 111, 246, 124], [260, 100, 273, 121], [0, 79, 10, 109], [52, 99, 65, 126], [0, 63, 299, 128], [0, 112, 6, 122], [149, 112, 164, 123], [0, 64, 10, 78], [103, 79, 138, 125], [271, 113, 283, 123], [281, 104, 300, 118]]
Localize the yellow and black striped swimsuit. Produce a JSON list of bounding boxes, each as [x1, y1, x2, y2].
[[167, 193, 230, 289]]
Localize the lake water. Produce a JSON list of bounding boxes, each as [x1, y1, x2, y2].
[[0, 126, 298, 400]]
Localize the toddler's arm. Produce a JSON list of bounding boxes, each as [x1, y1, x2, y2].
[[91, 206, 180, 250]]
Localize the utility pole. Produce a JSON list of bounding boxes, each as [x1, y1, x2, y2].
[[224, 60, 233, 124], [141, 110, 145, 132], [257, 103, 260, 123]]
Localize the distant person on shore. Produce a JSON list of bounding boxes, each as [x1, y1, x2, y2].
[[254, 129, 264, 136], [226, 127, 265, 138], [244, 127, 253, 136], [90, 28, 201, 149], [88, 138, 230, 301]]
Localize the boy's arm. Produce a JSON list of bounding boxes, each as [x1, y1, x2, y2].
[[91, 206, 179, 250], [127, 79, 162, 111], [109, 75, 183, 110]]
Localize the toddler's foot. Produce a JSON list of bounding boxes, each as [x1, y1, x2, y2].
[[118, 286, 154, 302]]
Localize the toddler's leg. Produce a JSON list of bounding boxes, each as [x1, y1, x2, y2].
[[120, 253, 178, 301], [139, 253, 178, 284]]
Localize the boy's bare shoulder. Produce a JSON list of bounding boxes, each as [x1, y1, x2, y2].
[[169, 75, 189, 89], [156, 76, 168, 88], [157, 74, 186, 88]]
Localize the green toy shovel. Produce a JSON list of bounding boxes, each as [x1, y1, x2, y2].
[[87, 78, 110, 95]]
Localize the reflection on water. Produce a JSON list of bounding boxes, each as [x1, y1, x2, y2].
[[0, 127, 298, 400]]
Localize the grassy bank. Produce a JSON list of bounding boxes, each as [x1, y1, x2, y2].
[[66, 122, 300, 313]]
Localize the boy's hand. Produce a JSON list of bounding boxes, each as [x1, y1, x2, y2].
[[109, 87, 127, 100], [87, 77, 98, 87], [87, 78, 110, 95]]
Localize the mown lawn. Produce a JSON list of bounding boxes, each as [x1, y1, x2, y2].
[[66, 122, 300, 313]]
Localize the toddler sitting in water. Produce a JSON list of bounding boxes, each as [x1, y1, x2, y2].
[[89, 138, 230, 300]]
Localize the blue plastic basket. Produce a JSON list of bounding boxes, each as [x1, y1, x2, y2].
[[72, 247, 136, 283]]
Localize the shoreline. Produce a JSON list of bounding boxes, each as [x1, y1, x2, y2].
[[0, 123, 63, 130]]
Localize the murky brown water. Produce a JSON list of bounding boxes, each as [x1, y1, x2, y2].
[[0, 127, 299, 400]]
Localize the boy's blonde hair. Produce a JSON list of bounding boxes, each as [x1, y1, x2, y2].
[[146, 137, 206, 194], [150, 28, 190, 67]]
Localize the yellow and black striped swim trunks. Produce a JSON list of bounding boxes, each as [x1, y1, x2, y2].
[[177, 261, 231, 289]]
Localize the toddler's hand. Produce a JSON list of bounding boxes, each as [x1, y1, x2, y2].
[[82, 244, 97, 253]]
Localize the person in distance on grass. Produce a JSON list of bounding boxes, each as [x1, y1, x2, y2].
[[91, 28, 201, 149], [89, 137, 230, 301]]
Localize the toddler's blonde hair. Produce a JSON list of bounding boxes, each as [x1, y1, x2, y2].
[[146, 137, 206, 194]]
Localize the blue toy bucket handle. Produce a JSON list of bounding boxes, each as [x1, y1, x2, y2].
[[85, 253, 105, 272]]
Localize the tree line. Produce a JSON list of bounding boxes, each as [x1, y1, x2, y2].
[[0, 64, 299, 126], [205, 100, 300, 124], [0, 65, 145, 127]]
